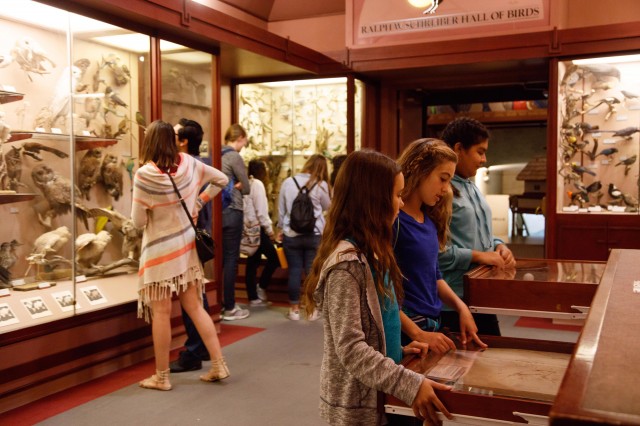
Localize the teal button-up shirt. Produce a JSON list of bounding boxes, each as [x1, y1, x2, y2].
[[438, 174, 504, 302]]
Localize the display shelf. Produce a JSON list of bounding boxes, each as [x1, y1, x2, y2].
[[161, 98, 211, 111], [428, 109, 548, 125], [0, 193, 37, 205], [7, 132, 118, 150], [0, 90, 24, 104]]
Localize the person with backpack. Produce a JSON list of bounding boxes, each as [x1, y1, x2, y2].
[[221, 124, 251, 321], [278, 154, 331, 321]]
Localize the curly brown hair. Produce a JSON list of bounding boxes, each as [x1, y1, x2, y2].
[[302, 150, 403, 316], [397, 138, 457, 250]]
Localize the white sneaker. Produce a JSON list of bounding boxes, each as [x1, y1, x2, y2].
[[250, 298, 268, 307], [257, 287, 268, 302], [308, 309, 321, 321], [287, 309, 300, 321], [222, 305, 250, 321]]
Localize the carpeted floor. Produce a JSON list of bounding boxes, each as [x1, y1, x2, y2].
[[3, 309, 581, 426], [4, 304, 327, 426]]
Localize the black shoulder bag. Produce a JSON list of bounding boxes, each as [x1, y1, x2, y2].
[[165, 170, 215, 264]]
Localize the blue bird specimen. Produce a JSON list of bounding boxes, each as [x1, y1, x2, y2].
[[595, 147, 618, 159], [571, 163, 596, 177], [615, 155, 637, 176]]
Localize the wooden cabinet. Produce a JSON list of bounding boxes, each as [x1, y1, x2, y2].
[[555, 215, 640, 261]]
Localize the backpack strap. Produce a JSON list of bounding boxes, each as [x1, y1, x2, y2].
[[293, 177, 317, 193]]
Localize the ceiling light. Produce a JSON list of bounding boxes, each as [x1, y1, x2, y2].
[[573, 54, 640, 65], [408, 0, 434, 8]]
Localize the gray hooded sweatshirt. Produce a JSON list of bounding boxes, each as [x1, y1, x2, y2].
[[313, 240, 423, 425]]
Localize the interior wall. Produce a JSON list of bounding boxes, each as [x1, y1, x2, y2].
[[268, 15, 346, 63], [556, 0, 640, 29]]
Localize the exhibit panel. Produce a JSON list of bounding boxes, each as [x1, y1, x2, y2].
[[0, 1, 149, 332]]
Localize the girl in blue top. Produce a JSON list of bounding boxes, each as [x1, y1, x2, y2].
[[395, 139, 487, 354]]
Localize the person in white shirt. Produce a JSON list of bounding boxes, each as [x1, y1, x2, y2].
[[244, 160, 279, 306]]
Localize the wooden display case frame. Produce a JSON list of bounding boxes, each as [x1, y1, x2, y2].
[[385, 335, 575, 424], [464, 258, 605, 320]]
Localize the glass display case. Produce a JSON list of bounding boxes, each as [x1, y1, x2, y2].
[[557, 55, 640, 214], [236, 77, 361, 223], [464, 259, 605, 319], [0, 1, 152, 333]]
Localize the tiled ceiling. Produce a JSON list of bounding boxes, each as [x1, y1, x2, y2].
[[219, 0, 345, 22]]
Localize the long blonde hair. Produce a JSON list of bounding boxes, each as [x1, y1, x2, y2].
[[302, 150, 403, 316], [397, 138, 457, 250]]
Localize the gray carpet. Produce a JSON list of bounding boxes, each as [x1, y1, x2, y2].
[[38, 305, 328, 426]]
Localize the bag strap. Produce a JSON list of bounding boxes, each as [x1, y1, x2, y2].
[[293, 177, 317, 193], [164, 170, 200, 238]]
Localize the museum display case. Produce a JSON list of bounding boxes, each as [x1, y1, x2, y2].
[[235, 77, 362, 222], [556, 55, 640, 214], [0, 1, 154, 333], [386, 334, 575, 425], [464, 259, 605, 320]]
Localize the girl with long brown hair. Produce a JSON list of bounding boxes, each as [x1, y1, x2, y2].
[[302, 150, 452, 426], [132, 120, 230, 390], [394, 138, 487, 354]]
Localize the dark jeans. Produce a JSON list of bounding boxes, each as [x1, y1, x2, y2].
[[179, 292, 210, 361], [439, 310, 502, 336], [222, 208, 243, 310], [245, 228, 280, 300], [282, 234, 320, 304]]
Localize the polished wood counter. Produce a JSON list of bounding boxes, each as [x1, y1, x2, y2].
[[551, 249, 640, 425]]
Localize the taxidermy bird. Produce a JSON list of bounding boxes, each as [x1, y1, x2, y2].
[[608, 183, 623, 200], [121, 156, 136, 188], [22, 142, 68, 161], [104, 86, 127, 108], [585, 181, 602, 194], [10, 37, 56, 81], [5, 146, 26, 191], [26, 226, 72, 267], [100, 154, 123, 201], [78, 148, 103, 200], [595, 147, 618, 159], [75, 231, 112, 269], [89, 207, 142, 260], [49, 65, 83, 129], [612, 126, 640, 139], [31, 164, 90, 229], [570, 163, 596, 177], [615, 155, 637, 176], [0, 240, 22, 271]]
